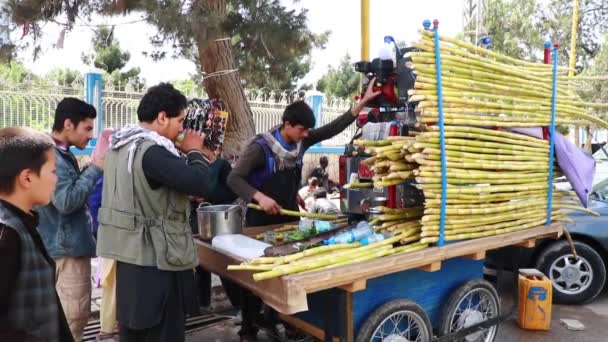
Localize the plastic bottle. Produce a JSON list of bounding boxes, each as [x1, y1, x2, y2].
[[314, 220, 332, 233], [378, 35, 397, 65], [360, 233, 386, 246], [324, 224, 374, 245]]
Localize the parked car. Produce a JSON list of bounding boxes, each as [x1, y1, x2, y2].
[[486, 180, 608, 305]]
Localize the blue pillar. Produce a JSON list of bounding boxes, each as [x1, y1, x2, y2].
[[306, 91, 324, 146], [85, 72, 103, 135]]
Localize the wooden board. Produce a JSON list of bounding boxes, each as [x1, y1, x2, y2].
[[196, 222, 562, 315]]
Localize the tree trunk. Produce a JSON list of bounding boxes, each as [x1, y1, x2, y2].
[[584, 126, 595, 152], [194, 0, 256, 159]]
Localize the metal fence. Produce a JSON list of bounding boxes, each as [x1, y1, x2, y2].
[[0, 80, 353, 147]]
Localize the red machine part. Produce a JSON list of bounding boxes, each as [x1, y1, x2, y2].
[[387, 122, 400, 209]]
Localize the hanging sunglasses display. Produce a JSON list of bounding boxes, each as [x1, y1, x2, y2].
[[183, 98, 230, 156]]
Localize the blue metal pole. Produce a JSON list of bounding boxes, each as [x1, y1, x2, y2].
[[306, 91, 324, 146], [432, 19, 448, 246], [546, 44, 559, 225], [84, 72, 103, 135]]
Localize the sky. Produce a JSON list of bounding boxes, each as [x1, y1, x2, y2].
[[10, 0, 464, 88]]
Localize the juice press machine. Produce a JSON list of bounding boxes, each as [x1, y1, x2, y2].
[[339, 36, 424, 217]]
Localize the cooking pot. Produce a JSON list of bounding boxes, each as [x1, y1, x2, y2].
[[197, 203, 243, 240]]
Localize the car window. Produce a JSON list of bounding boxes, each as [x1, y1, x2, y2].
[[592, 177, 608, 201]]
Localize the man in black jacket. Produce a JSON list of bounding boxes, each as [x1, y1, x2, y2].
[[226, 80, 379, 340]]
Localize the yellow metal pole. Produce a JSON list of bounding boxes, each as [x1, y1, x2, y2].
[[568, 0, 580, 76], [361, 0, 370, 61]]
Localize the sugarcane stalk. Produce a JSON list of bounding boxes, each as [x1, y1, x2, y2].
[[414, 142, 548, 157], [354, 139, 392, 147], [393, 242, 430, 254], [247, 204, 338, 220], [375, 179, 409, 188], [421, 148, 548, 162], [227, 264, 277, 271], [389, 162, 418, 171], [343, 182, 374, 189]]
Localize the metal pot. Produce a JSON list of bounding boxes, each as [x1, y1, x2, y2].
[[371, 197, 387, 208], [197, 203, 243, 240]]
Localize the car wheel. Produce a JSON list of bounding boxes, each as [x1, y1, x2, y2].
[[535, 240, 606, 304]]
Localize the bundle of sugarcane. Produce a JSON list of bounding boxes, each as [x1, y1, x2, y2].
[[412, 126, 598, 243], [407, 30, 608, 129], [228, 231, 429, 281], [353, 137, 418, 188]]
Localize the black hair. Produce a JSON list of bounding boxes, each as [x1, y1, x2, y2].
[[0, 127, 55, 194], [308, 177, 320, 186], [137, 83, 188, 123], [320, 156, 328, 163], [52, 98, 97, 132], [282, 101, 315, 129]]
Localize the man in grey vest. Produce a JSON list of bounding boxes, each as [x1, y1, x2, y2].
[[0, 127, 73, 342], [96, 83, 230, 342]]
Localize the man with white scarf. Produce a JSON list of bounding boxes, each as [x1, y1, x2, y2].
[[96, 83, 229, 342]]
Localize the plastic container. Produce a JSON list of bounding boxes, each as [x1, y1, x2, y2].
[[517, 268, 552, 331], [299, 218, 313, 232]]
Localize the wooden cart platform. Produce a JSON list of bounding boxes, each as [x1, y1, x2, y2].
[[195, 223, 562, 315]]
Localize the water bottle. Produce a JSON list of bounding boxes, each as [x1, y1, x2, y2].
[[360, 233, 386, 246], [378, 36, 396, 65], [324, 231, 355, 245], [314, 220, 332, 233], [351, 223, 373, 241]]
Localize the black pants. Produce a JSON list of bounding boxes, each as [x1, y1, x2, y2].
[[116, 262, 198, 342], [196, 266, 212, 307], [221, 277, 262, 337]]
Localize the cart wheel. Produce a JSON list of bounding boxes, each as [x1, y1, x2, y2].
[[439, 279, 500, 342], [356, 299, 432, 342]]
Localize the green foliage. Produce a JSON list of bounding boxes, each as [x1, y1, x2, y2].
[[226, 0, 329, 89], [483, 0, 608, 69], [577, 34, 608, 120], [44, 67, 81, 86], [7, 1, 326, 90], [316, 54, 359, 99], [0, 61, 35, 83], [81, 26, 143, 90]]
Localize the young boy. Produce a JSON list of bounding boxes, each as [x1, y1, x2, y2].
[[0, 127, 74, 342]]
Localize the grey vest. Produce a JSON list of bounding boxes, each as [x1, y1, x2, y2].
[[96, 140, 198, 271], [0, 202, 60, 342]]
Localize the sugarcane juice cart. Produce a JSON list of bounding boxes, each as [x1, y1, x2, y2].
[[196, 222, 561, 341], [194, 17, 606, 341]]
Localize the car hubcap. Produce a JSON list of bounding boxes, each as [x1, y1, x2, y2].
[[549, 255, 593, 295]]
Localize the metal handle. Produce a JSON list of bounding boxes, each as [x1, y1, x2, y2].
[[224, 205, 242, 220], [197, 202, 212, 209]]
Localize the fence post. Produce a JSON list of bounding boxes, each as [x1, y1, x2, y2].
[[306, 91, 324, 146], [84, 71, 103, 135]]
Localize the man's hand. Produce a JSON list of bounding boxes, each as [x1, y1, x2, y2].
[[176, 129, 204, 154], [253, 192, 282, 215], [91, 156, 105, 169], [352, 77, 382, 116]]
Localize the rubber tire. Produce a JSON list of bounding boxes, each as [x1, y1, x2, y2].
[[439, 279, 500, 342], [535, 240, 606, 304], [356, 299, 432, 342]]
